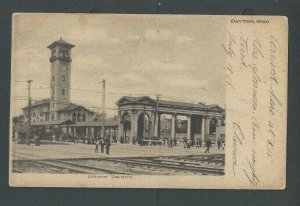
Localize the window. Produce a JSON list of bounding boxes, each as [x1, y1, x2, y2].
[[52, 76, 55, 81], [52, 49, 55, 56], [32, 112, 36, 118], [72, 113, 76, 122], [82, 114, 86, 122], [62, 75, 65, 81], [62, 89, 65, 95], [52, 88, 54, 95], [77, 113, 82, 122], [40, 111, 44, 117], [59, 48, 62, 57], [51, 113, 54, 121], [45, 114, 49, 121]]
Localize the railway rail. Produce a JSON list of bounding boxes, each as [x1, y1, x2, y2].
[[12, 152, 224, 175]]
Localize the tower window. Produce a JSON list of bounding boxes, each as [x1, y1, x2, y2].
[[62, 89, 65, 95], [62, 75, 65, 81], [59, 48, 62, 57]]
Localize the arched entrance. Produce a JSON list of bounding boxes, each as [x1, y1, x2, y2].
[[122, 112, 131, 143], [137, 112, 150, 144]]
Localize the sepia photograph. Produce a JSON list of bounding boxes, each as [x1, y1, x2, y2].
[[11, 14, 225, 176], [10, 14, 287, 189]]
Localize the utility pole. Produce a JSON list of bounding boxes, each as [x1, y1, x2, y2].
[[143, 105, 146, 139], [27, 80, 33, 145], [153, 94, 161, 137], [101, 79, 105, 139]]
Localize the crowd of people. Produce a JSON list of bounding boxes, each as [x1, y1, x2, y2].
[[71, 134, 111, 155], [93, 136, 111, 155]]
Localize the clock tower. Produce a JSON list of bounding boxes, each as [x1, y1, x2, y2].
[[47, 38, 75, 120]]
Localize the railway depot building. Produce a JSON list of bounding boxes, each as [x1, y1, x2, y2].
[[116, 96, 225, 144], [15, 38, 118, 142], [14, 38, 225, 144]]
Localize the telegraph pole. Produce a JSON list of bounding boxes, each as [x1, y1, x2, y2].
[[27, 80, 33, 145], [101, 79, 105, 139], [143, 106, 146, 139], [153, 94, 161, 137]]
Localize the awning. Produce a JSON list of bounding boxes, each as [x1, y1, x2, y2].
[[70, 120, 118, 127], [31, 119, 76, 126]]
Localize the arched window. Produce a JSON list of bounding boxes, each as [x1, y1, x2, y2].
[[32, 112, 36, 118], [72, 113, 76, 122], [77, 113, 82, 122], [82, 113, 86, 122]]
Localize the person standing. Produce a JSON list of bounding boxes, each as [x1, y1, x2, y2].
[[104, 136, 110, 155], [94, 138, 99, 153], [205, 139, 212, 153], [217, 139, 221, 150], [100, 137, 105, 153], [195, 139, 199, 149]]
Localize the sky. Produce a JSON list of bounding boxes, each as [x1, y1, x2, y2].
[[11, 14, 225, 118]]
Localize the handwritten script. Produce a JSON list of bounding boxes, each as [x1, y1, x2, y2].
[[222, 30, 282, 187]]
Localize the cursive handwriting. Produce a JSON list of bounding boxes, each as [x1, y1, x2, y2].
[[267, 36, 281, 159], [252, 34, 264, 59], [232, 122, 245, 175], [221, 31, 236, 57], [243, 149, 260, 186], [240, 34, 249, 70], [225, 63, 235, 90]]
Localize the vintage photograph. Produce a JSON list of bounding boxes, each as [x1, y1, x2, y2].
[[10, 14, 287, 189], [11, 14, 225, 176]]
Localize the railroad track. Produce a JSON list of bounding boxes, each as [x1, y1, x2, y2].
[[13, 152, 224, 175], [104, 157, 224, 175], [13, 152, 129, 174], [12, 168, 23, 173]]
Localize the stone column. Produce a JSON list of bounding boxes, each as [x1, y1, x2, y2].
[[109, 128, 112, 142], [85, 127, 88, 136], [187, 115, 191, 140], [117, 111, 123, 142], [215, 118, 221, 142], [149, 112, 155, 138], [201, 116, 206, 143], [91, 127, 94, 138], [205, 117, 211, 139], [131, 111, 138, 143], [157, 113, 161, 139], [154, 115, 158, 137], [171, 114, 176, 139]]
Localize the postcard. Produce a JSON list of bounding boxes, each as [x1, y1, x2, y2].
[[10, 14, 287, 189]]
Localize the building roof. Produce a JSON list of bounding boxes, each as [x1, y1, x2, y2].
[[22, 98, 50, 110], [31, 119, 76, 126], [22, 99, 94, 114], [70, 118, 118, 127], [57, 103, 94, 114], [116, 96, 224, 112], [47, 38, 75, 49]]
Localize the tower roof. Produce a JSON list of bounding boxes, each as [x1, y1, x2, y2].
[[47, 37, 75, 49]]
